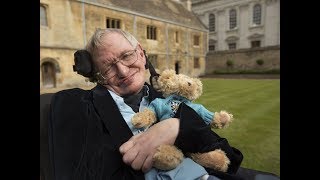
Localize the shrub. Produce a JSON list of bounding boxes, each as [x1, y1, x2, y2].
[[256, 59, 264, 66], [226, 59, 234, 67]]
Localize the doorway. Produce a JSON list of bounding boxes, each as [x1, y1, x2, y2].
[[175, 62, 180, 74], [41, 61, 56, 88]]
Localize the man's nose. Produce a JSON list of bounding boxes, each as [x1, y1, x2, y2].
[[115, 61, 129, 77]]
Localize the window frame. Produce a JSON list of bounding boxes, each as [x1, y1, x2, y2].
[[209, 39, 216, 51], [194, 57, 200, 68], [40, 4, 48, 27], [228, 42, 237, 50], [253, 4, 262, 25], [229, 9, 237, 30], [209, 13, 215, 32], [175, 31, 179, 44], [251, 40, 261, 48], [106, 17, 121, 29], [147, 25, 157, 40], [193, 35, 200, 46]]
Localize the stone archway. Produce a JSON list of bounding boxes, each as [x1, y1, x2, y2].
[[41, 62, 56, 88], [40, 58, 60, 88]]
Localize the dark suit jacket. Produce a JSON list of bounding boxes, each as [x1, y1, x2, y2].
[[48, 83, 243, 180]]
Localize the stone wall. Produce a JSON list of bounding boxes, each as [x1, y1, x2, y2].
[[205, 45, 280, 74]]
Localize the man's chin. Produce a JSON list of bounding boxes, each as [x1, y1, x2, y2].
[[124, 83, 145, 95]]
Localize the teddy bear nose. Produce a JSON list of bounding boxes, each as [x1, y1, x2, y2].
[[188, 82, 191, 86]]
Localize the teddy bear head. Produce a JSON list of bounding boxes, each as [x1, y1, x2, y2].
[[176, 73, 203, 101], [156, 69, 203, 101]]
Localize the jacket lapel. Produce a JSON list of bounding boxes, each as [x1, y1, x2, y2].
[[91, 84, 133, 148]]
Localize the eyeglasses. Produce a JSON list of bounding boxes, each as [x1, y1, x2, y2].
[[96, 48, 138, 83]]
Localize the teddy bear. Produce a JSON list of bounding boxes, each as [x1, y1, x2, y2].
[[131, 69, 234, 172]]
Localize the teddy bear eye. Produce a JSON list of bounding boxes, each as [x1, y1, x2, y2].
[[188, 82, 191, 86]]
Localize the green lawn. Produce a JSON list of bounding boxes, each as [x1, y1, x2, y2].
[[195, 78, 280, 177]]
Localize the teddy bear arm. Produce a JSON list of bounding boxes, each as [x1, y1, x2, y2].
[[153, 144, 184, 171], [211, 111, 234, 129], [189, 149, 230, 172], [187, 103, 214, 125], [131, 108, 156, 128]]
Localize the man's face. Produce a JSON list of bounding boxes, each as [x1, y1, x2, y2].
[[95, 33, 147, 96]]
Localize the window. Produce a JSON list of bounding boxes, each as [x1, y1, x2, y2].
[[148, 54, 158, 68], [106, 18, 121, 28], [40, 4, 48, 26], [194, 57, 200, 68], [209, 45, 215, 51], [147, 26, 157, 40], [228, 43, 236, 50], [175, 31, 179, 43], [229, 9, 237, 29], [194, 35, 200, 46], [251, 40, 261, 48], [209, 39, 215, 51], [253, 4, 262, 25], [209, 14, 215, 32]]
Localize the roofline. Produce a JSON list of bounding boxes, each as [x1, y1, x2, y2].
[[73, 0, 208, 32], [192, 0, 213, 6]]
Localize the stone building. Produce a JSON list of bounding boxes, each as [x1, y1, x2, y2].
[[40, 0, 208, 90], [191, 0, 280, 74]]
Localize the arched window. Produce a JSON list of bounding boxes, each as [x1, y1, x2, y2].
[[253, 4, 261, 25], [229, 9, 237, 29], [40, 4, 48, 26], [209, 14, 215, 32]]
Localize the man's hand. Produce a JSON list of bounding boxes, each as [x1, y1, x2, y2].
[[119, 118, 179, 172]]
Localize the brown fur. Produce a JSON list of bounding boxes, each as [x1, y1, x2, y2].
[[131, 108, 156, 128], [211, 111, 234, 129], [190, 149, 230, 172], [153, 145, 184, 170]]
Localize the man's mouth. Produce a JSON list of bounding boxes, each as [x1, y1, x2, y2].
[[118, 71, 138, 86]]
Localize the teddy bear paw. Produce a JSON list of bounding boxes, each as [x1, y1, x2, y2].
[[190, 149, 230, 172], [131, 109, 156, 128], [153, 145, 184, 170], [212, 111, 234, 129]]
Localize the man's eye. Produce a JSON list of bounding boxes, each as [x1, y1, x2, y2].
[[122, 52, 133, 60]]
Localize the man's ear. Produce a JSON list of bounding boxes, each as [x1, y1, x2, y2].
[[137, 44, 148, 69], [137, 44, 144, 57]]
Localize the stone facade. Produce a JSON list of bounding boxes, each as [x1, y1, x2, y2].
[[191, 0, 280, 73], [40, 0, 208, 90], [192, 0, 280, 50]]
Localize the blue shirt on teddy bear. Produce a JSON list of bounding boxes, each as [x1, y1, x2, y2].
[[148, 94, 214, 125]]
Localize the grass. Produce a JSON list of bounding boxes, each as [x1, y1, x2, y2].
[[213, 69, 280, 74], [195, 78, 280, 177]]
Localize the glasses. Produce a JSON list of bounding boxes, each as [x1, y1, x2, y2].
[[97, 48, 138, 83]]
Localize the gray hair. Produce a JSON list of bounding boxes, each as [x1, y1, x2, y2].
[[85, 28, 138, 60], [84, 28, 139, 83]]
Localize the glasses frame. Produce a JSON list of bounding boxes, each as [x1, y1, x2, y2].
[[96, 47, 139, 84]]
